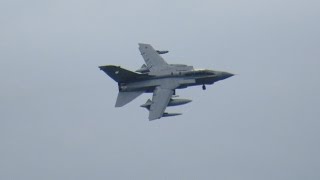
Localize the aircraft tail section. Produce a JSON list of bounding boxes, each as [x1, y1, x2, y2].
[[115, 91, 144, 107], [99, 65, 146, 83]]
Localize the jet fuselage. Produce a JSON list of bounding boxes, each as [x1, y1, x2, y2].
[[118, 69, 233, 93], [99, 43, 234, 120]]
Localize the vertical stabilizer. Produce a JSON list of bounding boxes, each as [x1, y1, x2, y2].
[[99, 65, 146, 83]]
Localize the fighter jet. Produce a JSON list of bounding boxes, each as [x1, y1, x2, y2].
[[99, 43, 234, 120]]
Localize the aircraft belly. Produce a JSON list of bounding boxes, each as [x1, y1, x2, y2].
[[121, 77, 195, 92], [195, 77, 216, 85], [120, 79, 162, 92]]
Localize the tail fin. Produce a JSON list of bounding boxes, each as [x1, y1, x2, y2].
[[99, 65, 144, 83], [115, 91, 144, 107]]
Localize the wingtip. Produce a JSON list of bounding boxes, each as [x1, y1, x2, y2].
[[138, 43, 151, 47], [115, 104, 122, 108], [148, 115, 160, 121]]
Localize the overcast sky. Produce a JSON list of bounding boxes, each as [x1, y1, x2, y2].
[[1, 0, 320, 179]]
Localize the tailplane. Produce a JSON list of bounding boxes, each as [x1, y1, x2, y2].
[[115, 91, 144, 107]]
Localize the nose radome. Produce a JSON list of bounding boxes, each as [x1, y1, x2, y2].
[[225, 72, 234, 78], [221, 72, 234, 79]]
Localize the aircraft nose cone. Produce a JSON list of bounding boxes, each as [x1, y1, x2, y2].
[[225, 72, 234, 78], [220, 72, 234, 80]]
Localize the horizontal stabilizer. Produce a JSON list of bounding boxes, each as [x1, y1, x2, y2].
[[115, 91, 144, 107]]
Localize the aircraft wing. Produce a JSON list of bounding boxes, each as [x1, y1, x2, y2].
[[148, 86, 174, 121], [139, 43, 168, 71]]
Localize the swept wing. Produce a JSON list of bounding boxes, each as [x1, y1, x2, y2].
[[149, 87, 174, 120], [138, 43, 168, 72]]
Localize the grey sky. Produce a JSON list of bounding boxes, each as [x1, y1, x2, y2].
[[1, 0, 320, 179]]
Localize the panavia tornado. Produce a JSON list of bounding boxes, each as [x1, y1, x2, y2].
[[99, 43, 234, 121]]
